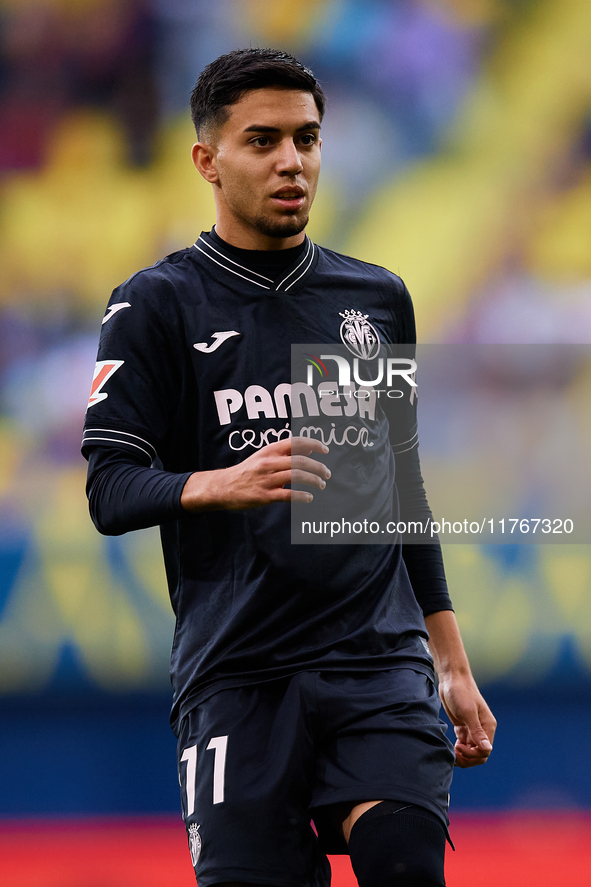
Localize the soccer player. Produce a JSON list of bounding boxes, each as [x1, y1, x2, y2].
[[83, 48, 496, 887]]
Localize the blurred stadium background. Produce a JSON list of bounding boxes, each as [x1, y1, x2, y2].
[[1, 0, 591, 883]]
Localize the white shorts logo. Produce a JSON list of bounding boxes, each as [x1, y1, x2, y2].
[[188, 822, 202, 868]]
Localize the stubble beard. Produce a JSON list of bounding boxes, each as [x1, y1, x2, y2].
[[252, 212, 310, 240]]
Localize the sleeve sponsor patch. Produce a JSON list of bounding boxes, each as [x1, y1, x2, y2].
[[87, 360, 124, 409]]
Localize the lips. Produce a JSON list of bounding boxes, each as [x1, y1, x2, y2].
[[271, 186, 306, 211], [272, 186, 305, 199]]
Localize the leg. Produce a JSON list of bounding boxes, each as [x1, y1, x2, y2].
[[342, 799, 383, 844], [309, 669, 455, 870], [177, 676, 331, 887], [347, 800, 447, 887]]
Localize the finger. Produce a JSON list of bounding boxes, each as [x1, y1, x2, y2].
[[265, 468, 327, 491], [289, 489, 315, 504], [264, 486, 313, 504], [291, 468, 329, 490], [481, 713, 498, 744], [471, 727, 493, 753], [458, 708, 494, 754], [455, 748, 491, 768], [455, 739, 490, 757], [262, 484, 315, 505], [454, 739, 492, 766], [453, 725, 469, 744], [260, 455, 330, 480], [265, 455, 330, 481], [290, 436, 330, 456], [290, 454, 331, 480], [251, 438, 307, 458], [455, 754, 479, 769], [264, 437, 327, 456]]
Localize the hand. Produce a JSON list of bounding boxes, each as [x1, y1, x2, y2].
[[438, 673, 497, 768], [181, 436, 331, 512]]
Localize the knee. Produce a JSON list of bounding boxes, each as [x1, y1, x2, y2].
[[347, 801, 447, 886]]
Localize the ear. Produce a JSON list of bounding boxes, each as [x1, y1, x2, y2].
[[192, 142, 219, 184]]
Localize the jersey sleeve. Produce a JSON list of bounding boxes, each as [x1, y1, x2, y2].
[[383, 277, 418, 455], [86, 444, 191, 535], [82, 271, 184, 467], [396, 444, 453, 615], [383, 275, 453, 615]]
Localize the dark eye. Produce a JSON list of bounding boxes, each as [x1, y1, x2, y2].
[[299, 133, 317, 146], [251, 136, 270, 147]]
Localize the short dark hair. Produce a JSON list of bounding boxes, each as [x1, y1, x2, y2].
[[190, 48, 325, 138]]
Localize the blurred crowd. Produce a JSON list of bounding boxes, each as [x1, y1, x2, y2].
[[0, 0, 157, 169], [0, 0, 486, 171]]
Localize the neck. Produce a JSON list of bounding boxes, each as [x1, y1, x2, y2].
[[214, 219, 306, 252], [207, 228, 307, 275]]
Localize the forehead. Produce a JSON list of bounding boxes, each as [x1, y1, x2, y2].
[[223, 87, 321, 132]]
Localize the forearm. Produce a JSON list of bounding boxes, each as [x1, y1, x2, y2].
[[180, 468, 238, 512], [424, 609, 472, 679], [396, 445, 453, 615]]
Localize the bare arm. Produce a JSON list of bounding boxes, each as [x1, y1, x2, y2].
[[180, 436, 331, 512], [425, 609, 497, 768]]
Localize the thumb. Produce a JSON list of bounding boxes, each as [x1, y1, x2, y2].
[[464, 712, 493, 751]]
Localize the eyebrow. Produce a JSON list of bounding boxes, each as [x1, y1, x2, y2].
[[242, 121, 321, 134]]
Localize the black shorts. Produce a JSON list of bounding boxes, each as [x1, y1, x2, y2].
[[177, 668, 455, 887]]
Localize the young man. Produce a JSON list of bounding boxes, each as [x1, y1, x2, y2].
[[83, 49, 496, 887]]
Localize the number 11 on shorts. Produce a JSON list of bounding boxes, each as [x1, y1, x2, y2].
[[180, 735, 229, 816]]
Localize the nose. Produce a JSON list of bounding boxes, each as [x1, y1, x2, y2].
[[276, 138, 303, 175]]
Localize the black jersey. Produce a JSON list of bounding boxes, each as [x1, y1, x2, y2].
[[82, 231, 438, 730]]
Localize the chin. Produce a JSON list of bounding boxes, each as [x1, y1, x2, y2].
[[254, 214, 309, 240]]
